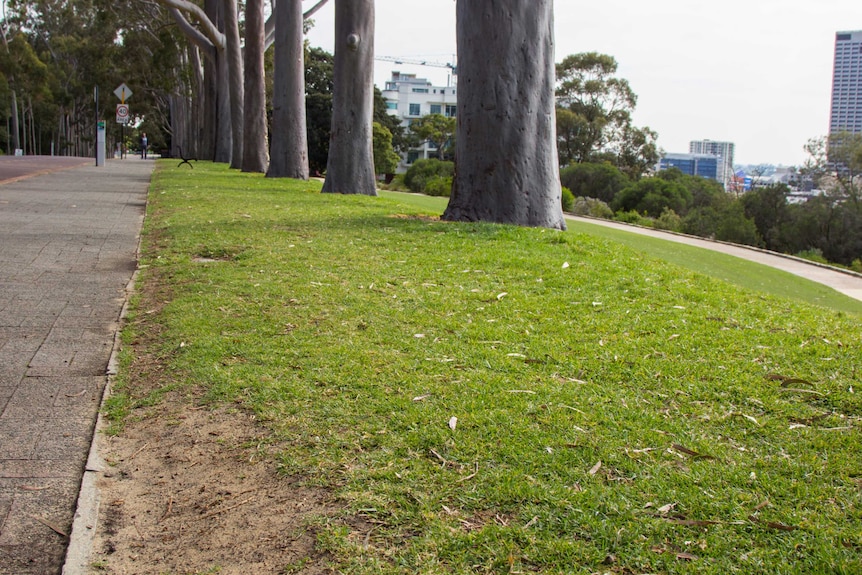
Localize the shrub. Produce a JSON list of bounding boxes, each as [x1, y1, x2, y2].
[[380, 173, 407, 191], [852, 259, 862, 273], [653, 208, 682, 232], [571, 196, 614, 219], [559, 162, 630, 204], [612, 177, 693, 218], [615, 210, 653, 227], [561, 186, 574, 212], [796, 249, 829, 264], [424, 176, 452, 197], [404, 159, 454, 194]]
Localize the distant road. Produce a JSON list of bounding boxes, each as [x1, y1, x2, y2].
[[0, 155, 92, 185], [566, 215, 862, 303]]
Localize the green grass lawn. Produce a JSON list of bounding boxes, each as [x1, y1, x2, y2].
[[379, 190, 862, 316], [111, 162, 861, 574]]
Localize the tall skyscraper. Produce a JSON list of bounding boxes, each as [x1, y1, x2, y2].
[[689, 139, 734, 189], [830, 30, 862, 135]]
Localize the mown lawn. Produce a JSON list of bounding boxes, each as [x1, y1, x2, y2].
[[111, 162, 861, 574]]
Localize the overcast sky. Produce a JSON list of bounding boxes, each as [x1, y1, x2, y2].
[[304, 1, 862, 167]]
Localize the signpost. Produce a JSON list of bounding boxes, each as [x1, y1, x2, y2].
[[114, 83, 132, 158], [116, 104, 130, 124]]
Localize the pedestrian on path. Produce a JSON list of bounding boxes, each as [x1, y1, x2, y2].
[[141, 132, 148, 159]]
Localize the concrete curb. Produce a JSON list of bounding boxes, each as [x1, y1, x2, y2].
[[61, 267, 141, 574]]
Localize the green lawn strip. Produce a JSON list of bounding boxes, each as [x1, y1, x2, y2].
[[379, 190, 862, 316], [121, 161, 861, 574]]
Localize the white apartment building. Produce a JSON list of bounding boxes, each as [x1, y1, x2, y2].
[[381, 72, 457, 171], [689, 139, 735, 190]]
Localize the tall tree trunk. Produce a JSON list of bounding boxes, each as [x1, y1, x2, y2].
[[443, 0, 566, 230], [223, 0, 243, 167], [10, 90, 20, 152], [267, 0, 309, 179], [241, 0, 269, 173], [321, 0, 376, 195]]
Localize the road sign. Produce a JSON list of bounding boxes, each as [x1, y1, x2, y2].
[[114, 83, 132, 103], [116, 103, 130, 124]]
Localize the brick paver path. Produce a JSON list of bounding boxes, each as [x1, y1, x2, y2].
[[0, 157, 152, 574]]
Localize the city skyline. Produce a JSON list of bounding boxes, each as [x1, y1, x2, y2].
[[305, 0, 862, 167]]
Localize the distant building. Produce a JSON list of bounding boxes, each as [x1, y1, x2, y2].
[[658, 153, 720, 181], [689, 139, 735, 189], [830, 30, 862, 136], [381, 72, 457, 170]]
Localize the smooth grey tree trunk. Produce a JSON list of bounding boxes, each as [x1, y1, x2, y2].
[[443, 0, 566, 230], [267, 0, 309, 179], [321, 0, 376, 195], [241, 0, 269, 172], [223, 0, 243, 167], [10, 90, 20, 152]]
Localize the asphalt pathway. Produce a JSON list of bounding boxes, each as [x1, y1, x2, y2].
[[0, 156, 152, 575], [566, 215, 862, 303]]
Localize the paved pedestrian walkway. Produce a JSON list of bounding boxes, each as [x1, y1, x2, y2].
[[0, 157, 152, 575]]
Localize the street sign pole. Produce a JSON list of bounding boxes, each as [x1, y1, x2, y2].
[[113, 84, 133, 160], [94, 85, 99, 166]]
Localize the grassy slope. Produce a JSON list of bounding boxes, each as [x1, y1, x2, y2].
[[117, 163, 861, 574], [379, 190, 862, 316]]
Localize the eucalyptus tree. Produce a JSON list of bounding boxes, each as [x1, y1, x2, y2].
[[241, 0, 268, 172], [321, 0, 376, 196], [443, 0, 565, 230], [267, 0, 308, 179], [159, 0, 234, 162], [555, 51, 659, 178]]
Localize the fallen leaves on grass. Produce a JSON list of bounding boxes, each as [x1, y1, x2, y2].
[[671, 444, 718, 460]]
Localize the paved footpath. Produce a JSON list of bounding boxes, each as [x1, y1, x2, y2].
[[0, 157, 152, 574]]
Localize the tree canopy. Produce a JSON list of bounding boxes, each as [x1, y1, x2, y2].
[[555, 52, 660, 178]]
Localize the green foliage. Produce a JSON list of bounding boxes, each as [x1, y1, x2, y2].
[[372, 122, 400, 176], [403, 158, 454, 194], [741, 185, 792, 248], [373, 87, 410, 154], [795, 248, 829, 264], [408, 113, 456, 160], [560, 161, 630, 204], [423, 175, 452, 197], [614, 209, 653, 226], [555, 52, 659, 178], [127, 161, 862, 574], [305, 46, 334, 175], [560, 186, 574, 212], [653, 207, 682, 232], [612, 177, 693, 218], [571, 196, 614, 219], [713, 202, 761, 245], [852, 259, 862, 273], [380, 173, 407, 191]]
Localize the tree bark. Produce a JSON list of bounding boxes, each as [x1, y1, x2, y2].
[[241, 0, 269, 172], [9, 90, 20, 152], [321, 0, 376, 195], [443, 0, 566, 230], [222, 0, 243, 167], [267, 0, 309, 179]]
